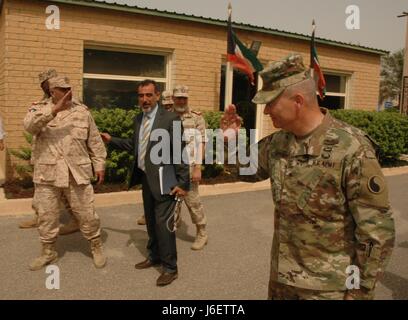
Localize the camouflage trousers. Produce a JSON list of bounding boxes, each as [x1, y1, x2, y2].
[[32, 191, 77, 221], [34, 180, 101, 244], [268, 281, 346, 300], [184, 181, 206, 226]]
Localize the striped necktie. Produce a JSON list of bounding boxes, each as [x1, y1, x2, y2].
[[139, 115, 151, 171]]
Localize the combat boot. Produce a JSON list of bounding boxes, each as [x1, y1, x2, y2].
[[137, 215, 146, 225], [90, 237, 107, 268], [19, 216, 38, 229], [59, 217, 80, 235], [191, 225, 208, 250], [29, 243, 58, 271]]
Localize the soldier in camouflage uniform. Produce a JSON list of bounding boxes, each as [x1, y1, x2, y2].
[[230, 53, 395, 300], [173, 85, 209, 250], [161, 90, 174, 111], [24, 76, 108, 270], [19, 69, 80, 236]]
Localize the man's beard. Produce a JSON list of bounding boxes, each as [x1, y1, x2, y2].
[[142, 105, 153, 113], [174, 105, 187, 113]]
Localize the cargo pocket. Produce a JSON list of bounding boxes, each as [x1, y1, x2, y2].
[[78, 159, 94, 179], [297, 169, 344, 219], [34, 159, 57, 182], [72, 123, 88, 140]]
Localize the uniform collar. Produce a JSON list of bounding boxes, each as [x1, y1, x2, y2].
[[287, 108, 333, 157]]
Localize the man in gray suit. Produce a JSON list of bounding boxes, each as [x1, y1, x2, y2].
[[101, 79, 190, 286]]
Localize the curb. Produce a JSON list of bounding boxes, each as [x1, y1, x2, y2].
[[1, 166, 407, 217]]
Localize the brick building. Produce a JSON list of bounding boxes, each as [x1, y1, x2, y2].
[[0, 0, 387, 181]]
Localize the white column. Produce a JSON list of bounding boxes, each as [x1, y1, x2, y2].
[[224, 61, 233, 108], [255, 75, 263, 142]]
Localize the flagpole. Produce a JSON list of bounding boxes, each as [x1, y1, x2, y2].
[[224, 3, 233, 109], [310, 19, 316, 80]]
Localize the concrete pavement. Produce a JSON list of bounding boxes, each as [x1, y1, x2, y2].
[[1, 166, 407, 217], [0, 174, 407, 299]]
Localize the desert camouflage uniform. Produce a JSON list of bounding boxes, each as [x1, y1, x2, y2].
[[24, 99, 106, 244], [180, 110, 208, 226], [241, 108, 395, 299]]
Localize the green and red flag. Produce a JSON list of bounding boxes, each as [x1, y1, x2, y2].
[[227, 5, 263, 85], [310, 20, 326, 99]]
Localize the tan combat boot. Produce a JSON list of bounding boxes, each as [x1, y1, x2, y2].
[[191, 225, 208, 250], [29, 243, 58, 271], [19, 216, 38, 229], [137, 215, 146, 225], [59, 217, 80, 235], [90, 237, 107, 269]]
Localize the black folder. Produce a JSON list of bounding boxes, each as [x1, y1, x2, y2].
[[159, 165, 178, 195]]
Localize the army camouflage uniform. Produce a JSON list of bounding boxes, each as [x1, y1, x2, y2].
[[24, 97, 106, 244], [243, 109, 395, 299], [180, 109, 208, 227], [240, 53, 395, 300]]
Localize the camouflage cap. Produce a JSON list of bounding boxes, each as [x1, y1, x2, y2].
[[38, 68, 58, 84], [48, 76, 71, 89], [162, 90, 174, 105], [252, 53, 310, 104], [173, 85, 189, 98]]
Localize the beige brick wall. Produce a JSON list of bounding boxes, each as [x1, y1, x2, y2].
[[0, 2, 6, 184], [1, 0, 382, 179]]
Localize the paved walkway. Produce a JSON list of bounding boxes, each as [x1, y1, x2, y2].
[[0, 174, 407, 299]]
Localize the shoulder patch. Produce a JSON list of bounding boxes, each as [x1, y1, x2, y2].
[[367, 175, 384, 194], [358, 159, 389, 209]]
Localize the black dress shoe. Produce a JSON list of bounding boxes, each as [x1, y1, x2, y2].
[[134, 259, 160, 269], [156, 271, 178, 286]]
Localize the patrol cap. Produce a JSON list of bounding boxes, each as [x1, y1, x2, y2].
[[38, 69, 58, 84], [162, 90, 174, 105], [48, 76, 72, 89], [252, 53, 310, 105], [173, 85, 189, 98]]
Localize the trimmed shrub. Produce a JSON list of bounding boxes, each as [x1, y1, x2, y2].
[[331, 109, 408, 164], [92, 108, 141, 183]]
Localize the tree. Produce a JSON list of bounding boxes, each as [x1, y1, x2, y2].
[[380, 49, 404, 104]]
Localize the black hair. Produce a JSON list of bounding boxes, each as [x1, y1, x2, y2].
[[138, 79, 160, 93]]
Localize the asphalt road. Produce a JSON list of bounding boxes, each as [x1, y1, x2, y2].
[[0, 175, 407, 300]]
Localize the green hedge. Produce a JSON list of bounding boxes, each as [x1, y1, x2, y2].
[[331, 109, 408, 164], [92, 108, 226, 182], [92, 108, 408, 183], [92, 108, 140, 183]]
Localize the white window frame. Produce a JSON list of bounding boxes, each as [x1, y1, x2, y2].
[[321, 71, 351, 109], [83, 44, 173, 91]]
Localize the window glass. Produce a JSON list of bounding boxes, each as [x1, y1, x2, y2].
[[84, 49, 166, 78], [83, 78, 165, 109]]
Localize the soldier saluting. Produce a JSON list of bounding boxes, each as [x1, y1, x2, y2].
[[24, 76, 107, 270]]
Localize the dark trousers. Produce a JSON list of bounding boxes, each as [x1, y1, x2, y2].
[[141, 174, 177, 273]]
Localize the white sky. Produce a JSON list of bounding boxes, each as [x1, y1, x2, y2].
[[104, 0, 407, 52]]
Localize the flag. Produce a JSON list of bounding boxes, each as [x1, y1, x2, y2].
[[227, 5, 263, 85], [310, 20, 326, 99]]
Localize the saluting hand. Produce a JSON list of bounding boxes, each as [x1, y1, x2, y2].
[[52, 90, 72, 116]]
